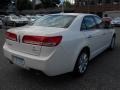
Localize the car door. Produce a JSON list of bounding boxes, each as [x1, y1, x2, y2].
[[94, 16, 113, 48], [81, 16, 105, 58], [103, 27, 114, 47]]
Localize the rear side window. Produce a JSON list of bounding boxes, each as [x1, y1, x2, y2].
[[81, 19, 87, 30], [81, 16, 96, 30]]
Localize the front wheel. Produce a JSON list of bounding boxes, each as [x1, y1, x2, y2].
[[109, 36, 116, 50], [73, 50, 89, 76]]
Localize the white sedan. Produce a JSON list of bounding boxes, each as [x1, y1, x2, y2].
[[3, 13, 116, 76], [111, 17, 120, 27]]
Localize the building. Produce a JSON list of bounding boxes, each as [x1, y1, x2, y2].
[[75, 0, 120, 17]]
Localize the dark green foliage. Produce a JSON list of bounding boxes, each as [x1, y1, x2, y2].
[[16, 0, 60, 10], [64, 0, 72, 8], [17, 0, 32, 10], [0, 0, 11, 9], [41, 0, 60, 8]]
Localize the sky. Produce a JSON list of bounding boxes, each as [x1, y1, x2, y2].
[[61, 0, 75, 4]]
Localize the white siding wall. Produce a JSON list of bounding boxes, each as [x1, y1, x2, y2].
[[103, 11, 120, 18]]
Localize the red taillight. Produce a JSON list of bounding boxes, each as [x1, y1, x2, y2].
[[22, 35, 62, 47], [5, 32, 17, 41]]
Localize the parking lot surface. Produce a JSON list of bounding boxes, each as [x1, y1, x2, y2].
[[0, 28, 120, 90]]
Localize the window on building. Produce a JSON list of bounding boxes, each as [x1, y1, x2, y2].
[[113, 0, 119, 4], [104, 0, 112, 4], [98, 0, 102, 4], [90, 0, 95, 5], [114, 0, 119, 2], [79, 1, 88, 6]]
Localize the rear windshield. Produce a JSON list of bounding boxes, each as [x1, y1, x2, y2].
[[32, 15, 76, 28]]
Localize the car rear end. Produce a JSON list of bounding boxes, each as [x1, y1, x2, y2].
[[3, 28, 65, 76]]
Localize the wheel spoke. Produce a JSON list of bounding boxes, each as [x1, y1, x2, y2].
[[78, 53, 88, 73]]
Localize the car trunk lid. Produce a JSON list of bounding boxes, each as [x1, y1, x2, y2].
[[6, 26, 65, 56]]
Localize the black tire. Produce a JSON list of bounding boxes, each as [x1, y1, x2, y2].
[[109, 36, 116, 50], [73, 49, 89, 76]]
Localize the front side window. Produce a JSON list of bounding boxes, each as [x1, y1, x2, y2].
[[94, 16, 113, 29], [94, 16, 104, 29], [33, 15, 76, 28]]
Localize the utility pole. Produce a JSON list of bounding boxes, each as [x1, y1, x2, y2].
[[61, 0, 64, 12], [15, 0, 17, 10], [87, 0, 90, 13], [32, 0, 35, 10], [62, 3, 64, 12]]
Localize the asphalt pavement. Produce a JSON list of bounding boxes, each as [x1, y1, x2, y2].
[[0, 28, 120, 90]]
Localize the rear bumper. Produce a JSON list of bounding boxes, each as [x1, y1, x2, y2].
[[3, 43, 73, 76], [3, 43, 47, 73]]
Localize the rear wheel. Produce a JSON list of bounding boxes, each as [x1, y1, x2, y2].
[[73, 49, 89, 76]]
